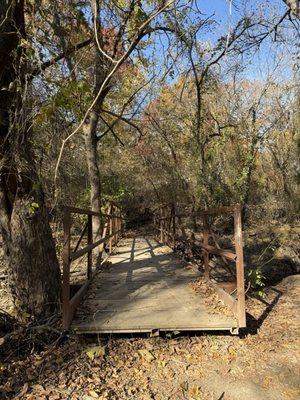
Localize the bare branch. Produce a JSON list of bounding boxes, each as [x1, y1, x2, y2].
[[54, 0, 176, 182], [98, 114, 125, 146], [101, 108, 143, 139], [92, 0, 117, 63], [31, 38, 92, 78]]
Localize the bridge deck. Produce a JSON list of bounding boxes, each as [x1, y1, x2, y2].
[[72, 236, 237, 333]]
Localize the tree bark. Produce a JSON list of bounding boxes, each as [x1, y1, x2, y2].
[[83, 110, 102, 246], [0, 0, 60, 319]]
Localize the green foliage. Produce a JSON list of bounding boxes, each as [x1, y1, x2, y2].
[[35, 80, 91, 126], [28, 202, 39, 215], [128, 2, 148, 32], [247, 268, 266, 298], [76, 188, 91, 209], [102, 174, 129, 204]]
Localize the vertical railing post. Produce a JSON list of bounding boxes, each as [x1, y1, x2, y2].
[[109, 215, 113, 254], [118, 210, 121, 241], [172, 204, 176, 248], [112, 216, 115, 245], [234, 204, 246, 328], [203, 214, 210, 279], [118, 211, 120, 242], [99, 214, 109, 258], [87, 214, 92, 279], [178, 213, 186, 240], [162, 207, 167, 243], [62, 208, 71, 330], [160, 207, 163, 243], [115, 213, 118, 244], [167, 206, 171, 245]]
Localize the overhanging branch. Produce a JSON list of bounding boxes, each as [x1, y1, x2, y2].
[[101, 108, 143, 138], [31, 37, 92, 78]]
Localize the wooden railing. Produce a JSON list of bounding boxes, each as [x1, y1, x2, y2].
[[153, 203, 176, 247], [62, 203, 123, 330], [154, 204, 246, 328]]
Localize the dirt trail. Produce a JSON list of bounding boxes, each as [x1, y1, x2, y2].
[[0, 275, 299, 399]]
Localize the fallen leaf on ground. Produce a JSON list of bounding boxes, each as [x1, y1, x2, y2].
[[85, 346, 106, 361], [88, 389, 99, 398], [138, 349, 155, 362]]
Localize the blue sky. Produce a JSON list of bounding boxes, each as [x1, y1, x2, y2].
[[82, 0, 297, 85], [198, 0, 293, 80], [198, 0, 287, 39], [147, 0, 296, 84], [198, 0, 296, 80]]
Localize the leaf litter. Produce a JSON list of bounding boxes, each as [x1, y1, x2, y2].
[[0, 277, 299, 399]]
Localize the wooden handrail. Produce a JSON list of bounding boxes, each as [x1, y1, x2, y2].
[[62, 210, 71, 328], [198, 242, 237, 261], [70, 229, 122, 261], [65, 205, 125, 219], [73, 221, 89, 253], [199, 205, 236, 215], [62, 203, 123, 330], [155, 205, 236, 221], [234, 204, 246, 327], [153, 202, 246, 329]]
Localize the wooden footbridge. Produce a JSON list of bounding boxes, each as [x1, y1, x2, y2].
[[62, 204, 246, 334]]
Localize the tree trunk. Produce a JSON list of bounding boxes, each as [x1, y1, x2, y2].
[[83, 110, 102, 246], [0, 0, 60, 319], [2, 194, 61, 318], [82, 0, 111, 256], [242, 110, 259, 222]]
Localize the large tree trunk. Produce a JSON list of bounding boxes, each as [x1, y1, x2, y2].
[[0, 0, 60, 319], [2, 193, 61, 318]]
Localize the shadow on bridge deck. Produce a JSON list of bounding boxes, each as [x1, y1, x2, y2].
[[72, 236, 238, 334]]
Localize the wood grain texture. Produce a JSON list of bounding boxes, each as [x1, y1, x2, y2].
[[73, 237, 238, 333]]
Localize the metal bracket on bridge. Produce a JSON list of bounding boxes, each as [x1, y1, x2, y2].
[[150, 329, 160, 337], [230, 327, 239, 335]]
